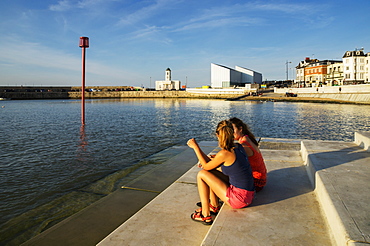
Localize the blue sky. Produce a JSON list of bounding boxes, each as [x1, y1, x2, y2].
[[0, 0, 369, 87]]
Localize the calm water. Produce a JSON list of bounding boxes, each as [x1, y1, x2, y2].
[[1, 98, 369, 245]]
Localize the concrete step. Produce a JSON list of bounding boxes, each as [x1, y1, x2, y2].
[[202, 147, 333, 245], [22, 143, 217, 246], [98, 140, 334, 246], [355, 131, 370, 152], [301, 135, 370, 245], [97, 141, 220, 246]]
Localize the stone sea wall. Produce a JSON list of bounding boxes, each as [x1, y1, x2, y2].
[[1, 86, 369, 104], [0, 87, 245, 100], [296, 93, 370, 104], [68, 90, 244, 99]]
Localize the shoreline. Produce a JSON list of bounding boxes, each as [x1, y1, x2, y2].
[[0, 86, 369, 104], [242, 95, 369, 104], [1, 91, 369, 105]]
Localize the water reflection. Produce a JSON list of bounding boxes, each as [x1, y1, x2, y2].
[[1, 99, 370, 245], [76, 124, 90, 163]]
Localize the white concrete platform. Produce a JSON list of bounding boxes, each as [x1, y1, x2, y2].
[[302, 137, 370, 246], [97, 143, 220, 246], [202, 148, 333, 246], [99, 138, 352, 246]]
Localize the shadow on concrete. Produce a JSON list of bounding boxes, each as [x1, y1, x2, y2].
[[253, 145, 369, 207], [251, 165, 313, 206], [307, 146, 368, 171]]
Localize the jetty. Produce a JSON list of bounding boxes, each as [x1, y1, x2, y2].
[[22, 132, 370, 246]]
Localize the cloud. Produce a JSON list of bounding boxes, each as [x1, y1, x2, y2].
[[0, 37, 131, 81], [251, 3, 315, 13], [116, 0, 181, 26], [49, 0, 72, 11], [49, 0, 116, 12], [172, 2, 321, 32], [124, 25, 173, 44], [175, 17, 260, 32]]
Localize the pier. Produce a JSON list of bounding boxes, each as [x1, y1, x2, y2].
[[22, 132, 370, 246]]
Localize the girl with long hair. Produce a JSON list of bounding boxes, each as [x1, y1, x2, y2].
[[187, 120, 255, 225], [229, 117, 267, 192]]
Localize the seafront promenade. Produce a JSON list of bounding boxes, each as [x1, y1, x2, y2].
[[1, 85, 370, 104], [22, 132, 370, 246]]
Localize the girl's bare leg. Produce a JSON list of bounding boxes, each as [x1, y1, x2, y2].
[[208, 170, 229, 207], [197, 170, 230, 216], [209, 189, 218, 208]]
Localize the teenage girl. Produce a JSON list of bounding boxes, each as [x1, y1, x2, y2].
[[229, 117, 267, 192], [187, 120, 255, 225]]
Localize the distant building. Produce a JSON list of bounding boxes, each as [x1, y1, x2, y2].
[[342, 49, 367, 84], [326, 62, 344, 86], [295, 58, 342, 87], [155, 68, 181, 90], [211, 63, 262, 88], [295, 48, 370, 87]]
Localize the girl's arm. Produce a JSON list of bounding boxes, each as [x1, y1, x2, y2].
[[187, 138, 211, 166], [239, 136, 254, 157], [187, 138, 228, 171]]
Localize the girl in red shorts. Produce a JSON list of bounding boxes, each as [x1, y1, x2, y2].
[[187, 120, 255, 225], [229, 117, 267, 192]]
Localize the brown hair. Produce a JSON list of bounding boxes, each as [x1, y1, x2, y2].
[[229, 117, 259, 146], [216, 120, 234, 151]]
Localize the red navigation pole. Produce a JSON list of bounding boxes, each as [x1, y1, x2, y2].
[[79, 37, 89, 125]]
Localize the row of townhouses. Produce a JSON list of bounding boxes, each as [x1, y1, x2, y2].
[[295, 49, 370, 87]]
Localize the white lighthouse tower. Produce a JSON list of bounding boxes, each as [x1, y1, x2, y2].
[[165, 68, 171, 81]]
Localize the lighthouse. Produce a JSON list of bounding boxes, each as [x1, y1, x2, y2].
[[155, 68, 181, 90], [165, 68, 171, 81]]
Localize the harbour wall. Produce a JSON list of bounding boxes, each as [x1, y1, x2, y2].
[[0, 86, 245, 100], [1, 86, 370, 104], [274, 84, 370, 104]]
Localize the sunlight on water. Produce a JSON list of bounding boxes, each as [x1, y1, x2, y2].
[[0, 98, 369, 245]]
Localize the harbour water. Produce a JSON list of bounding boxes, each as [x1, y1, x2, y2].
[[1, 98, 369, 245]]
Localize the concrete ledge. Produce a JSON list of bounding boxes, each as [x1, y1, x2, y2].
[[22, 143, 217, 246], [202, 148, 333, 246], [99, 140, 333, 246], [98, 143, 220, 246], [355, 132, 370, 152], [301, 137, 370, 245]]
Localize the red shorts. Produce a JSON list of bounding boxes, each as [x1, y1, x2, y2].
[[226, 185, 255, 209]]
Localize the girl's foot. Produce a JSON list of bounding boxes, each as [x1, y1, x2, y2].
[[190, 211, 213, 225], [196, 202, 222, 215]]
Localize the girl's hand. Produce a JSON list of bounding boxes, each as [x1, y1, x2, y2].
[[187, 138, 198, 149]]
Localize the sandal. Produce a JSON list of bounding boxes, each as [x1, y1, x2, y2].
[[190, 211, 213, 225], [196, 202, 222, 215]]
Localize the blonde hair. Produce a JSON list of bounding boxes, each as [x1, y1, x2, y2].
[[216, 120, 234, 151]]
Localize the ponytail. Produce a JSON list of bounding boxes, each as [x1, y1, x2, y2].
[[216, 120, 234, 151]]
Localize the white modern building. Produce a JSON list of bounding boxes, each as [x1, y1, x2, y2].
[[155, 68, 181, 90], [211, 63, 262, 88]]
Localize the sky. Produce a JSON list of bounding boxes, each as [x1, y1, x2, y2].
[[0, 0, 369, 88]]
